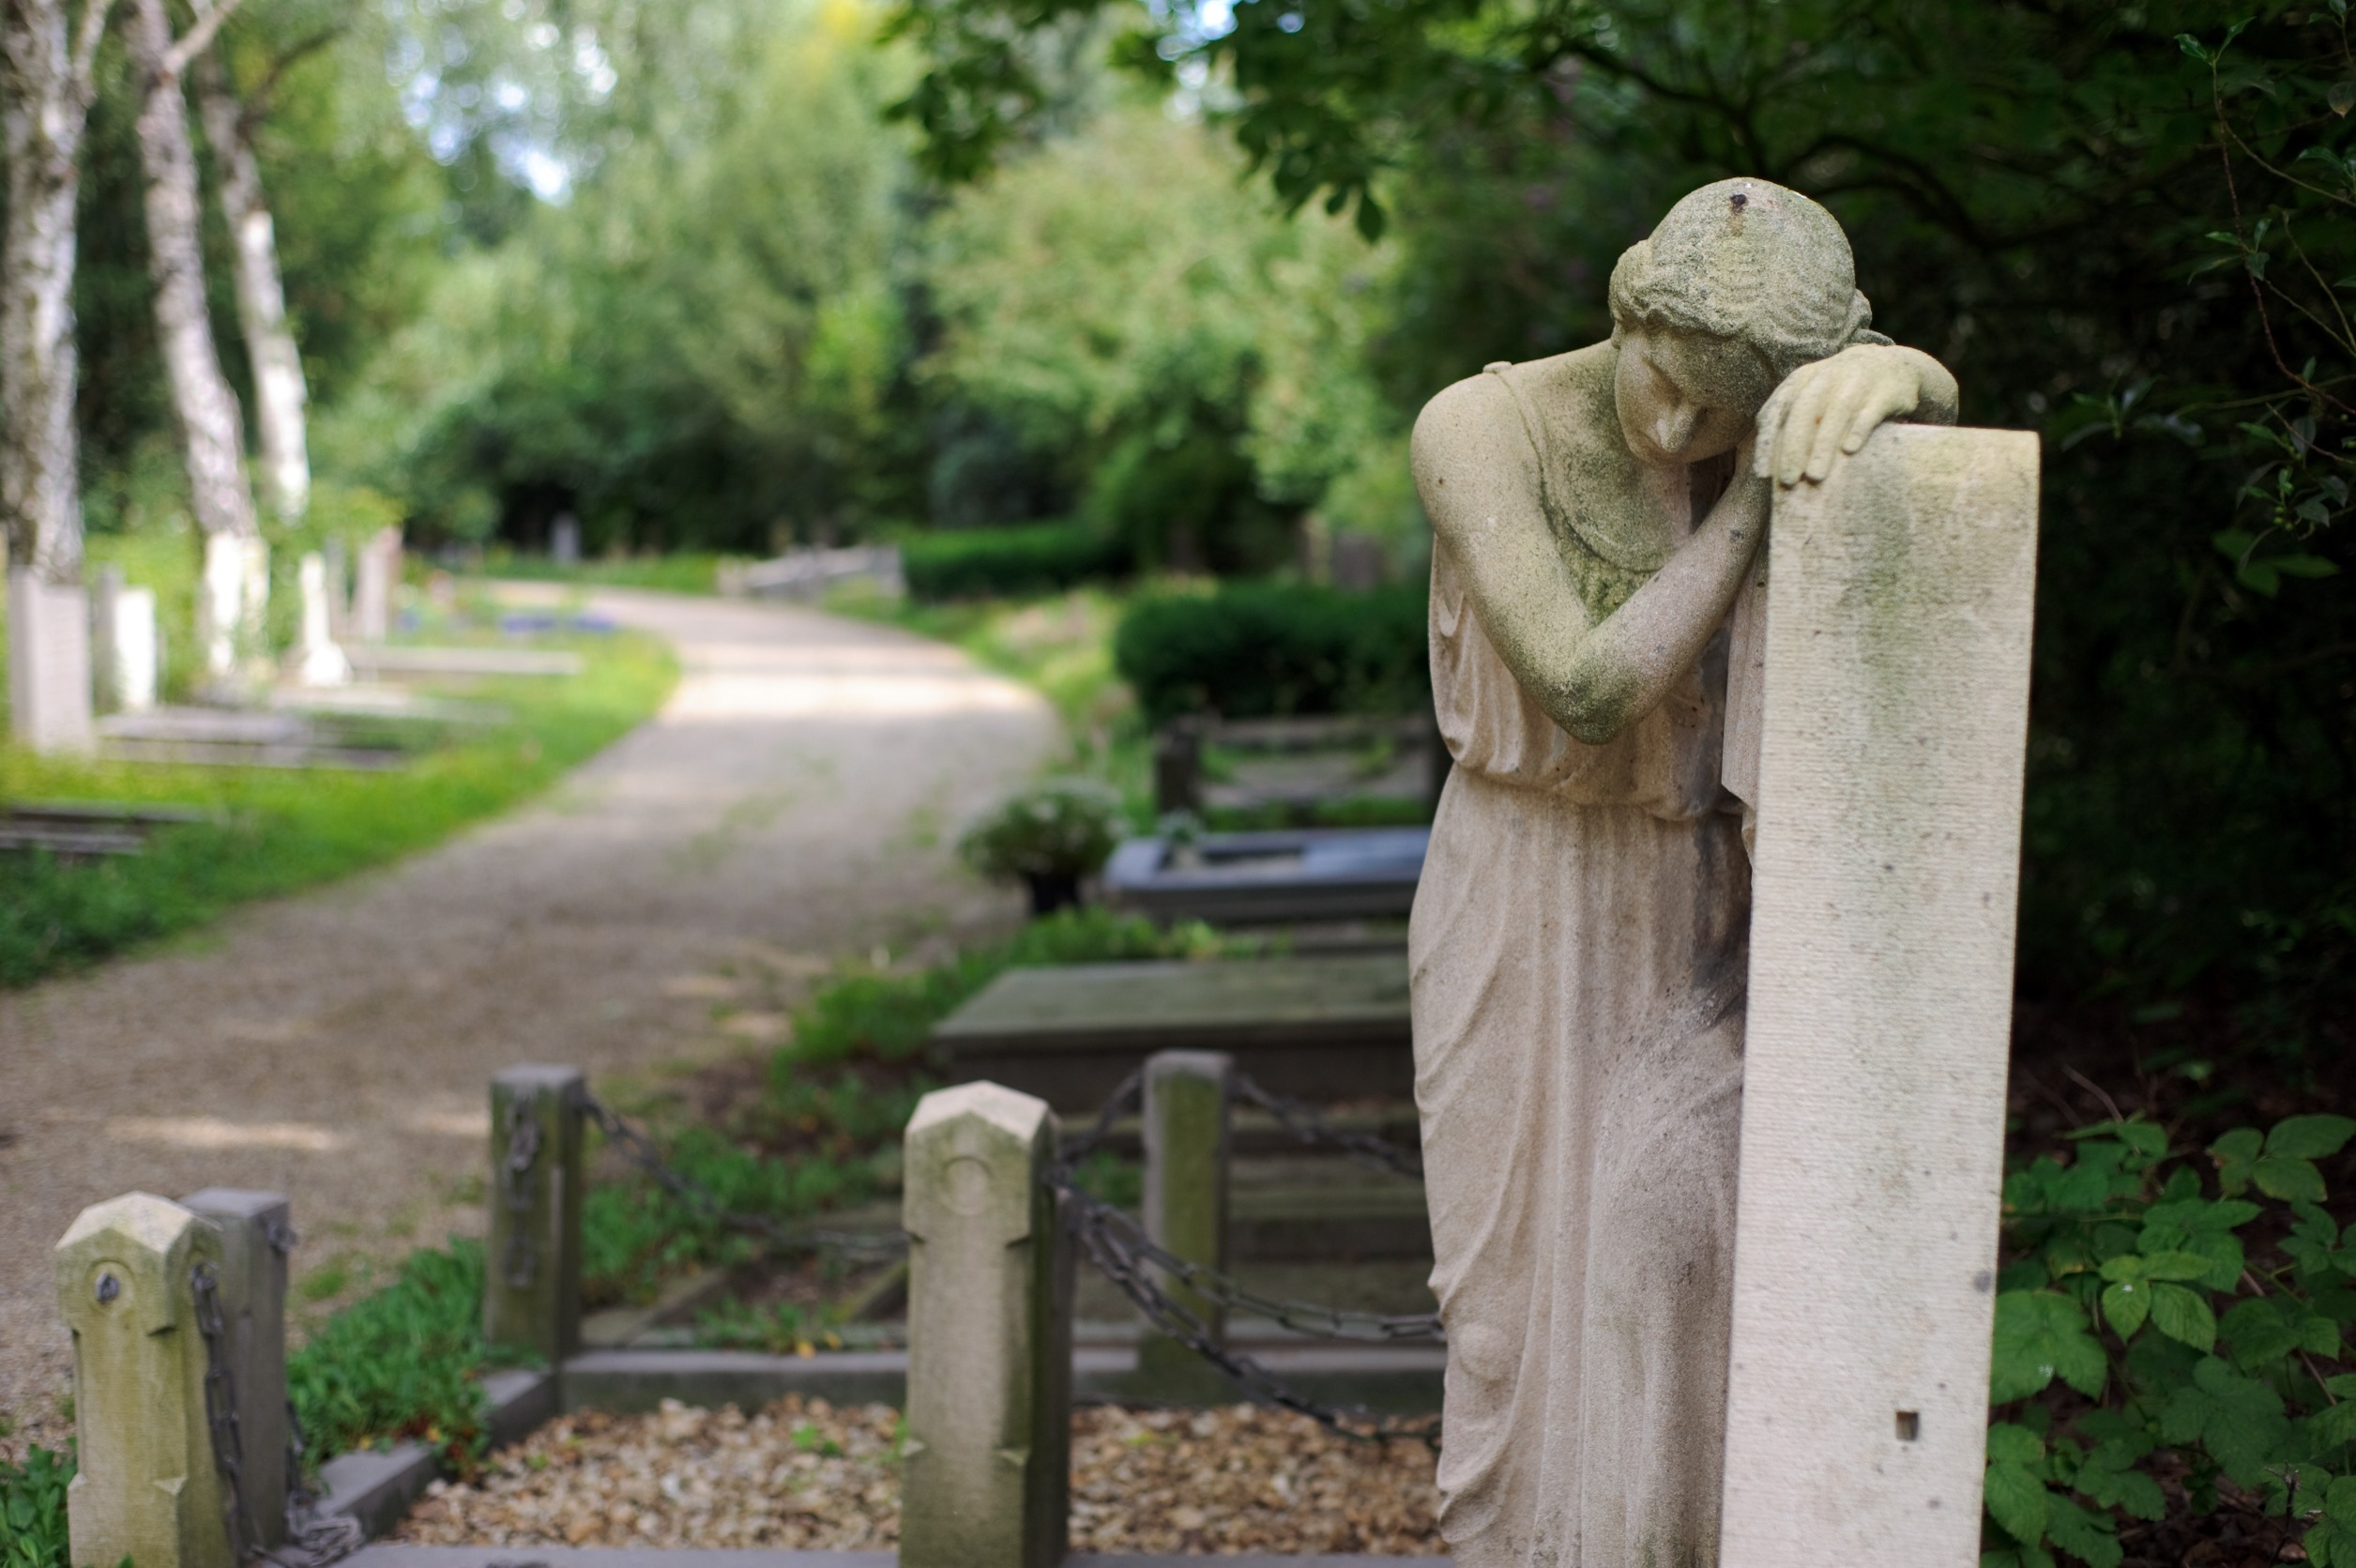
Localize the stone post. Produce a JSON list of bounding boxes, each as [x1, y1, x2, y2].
[[1140, 1050, 1231, 1382], [1719, 425, 2040, 1566], [353, 529, 393, 644], [108, 585, 160, 711], [323, 536, 348, 640], [197, 532, 245, 683], [54, 1193, 236, 1568], [901, 1082, 1071, 1568], [182, 1189, 292, 1549], [483, 1065, 585, 1363], [8, 569, 94, 753]]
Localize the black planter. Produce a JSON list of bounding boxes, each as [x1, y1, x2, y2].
[[1024, 871, 1083, 916]]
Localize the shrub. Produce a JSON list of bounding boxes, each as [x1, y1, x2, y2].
[[901, 522, 1130, 601], [1114, 582, 1428, 723], [1987, 1113, 2356, 1566], [0, 1444, 69, 1568], [957, 778, 1123, 881], [287, 1240, 513, 1471]]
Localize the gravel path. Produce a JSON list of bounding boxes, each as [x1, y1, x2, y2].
[[0, 587, 1057, 1450]]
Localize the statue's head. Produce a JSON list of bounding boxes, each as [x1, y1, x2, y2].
[[1609, 177, 1889, 466]]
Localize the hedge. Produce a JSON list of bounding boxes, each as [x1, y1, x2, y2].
[[1113, 582, 1429, 723], [900, 522, 1130, 601]]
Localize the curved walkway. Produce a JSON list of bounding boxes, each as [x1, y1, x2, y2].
[[0, 586, 1058, 1446]]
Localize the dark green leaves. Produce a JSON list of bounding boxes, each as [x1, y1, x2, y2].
[[2212, 1116, 2356, 1201], [1992, 1290, 2107, 1401]]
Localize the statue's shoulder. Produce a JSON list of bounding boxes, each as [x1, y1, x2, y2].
[[1413, 343, 1609, 481]]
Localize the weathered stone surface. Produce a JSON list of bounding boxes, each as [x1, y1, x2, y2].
[[1141, 1051, 1232, 1384], [93, 571, 158, 712], [6, 570, 92, 753], [1719, 422, 2038, 1566], [182, 1188, 292, 1549], [54, 1192, 235, 1568], [483, 1065, 585, 1363], [900, 1082, 1070, 1568]]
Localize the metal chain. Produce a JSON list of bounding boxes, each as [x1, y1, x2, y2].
[[191, 1259, 360, 1568], [1230, 1073, 1423, 1180], [192, 1262, 262, 1560], [500, 1093, 543, 1288], [581, 1093, 908, 1260]]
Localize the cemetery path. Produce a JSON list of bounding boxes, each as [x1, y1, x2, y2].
[[0, 586, 1058, 1449]]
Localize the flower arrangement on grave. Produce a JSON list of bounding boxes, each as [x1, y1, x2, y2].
[[958, 777, 1124, 914]]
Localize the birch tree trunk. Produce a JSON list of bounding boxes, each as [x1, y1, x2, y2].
[[0, 0, 112, 586], [195, 47, 308, 521], [124, 0, 256, 547]]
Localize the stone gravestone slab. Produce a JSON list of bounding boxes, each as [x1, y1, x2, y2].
[[1719, 423, 2039, 1564], [551, 511, 582, 565], [291, 551, 352, 687], [7, 569, 94, 753], [91, 567, 161, 713]]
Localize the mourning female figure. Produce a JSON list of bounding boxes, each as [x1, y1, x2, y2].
[[1406, 178, 1961, 1566]]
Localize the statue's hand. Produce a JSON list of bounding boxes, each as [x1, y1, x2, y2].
[[1753, 344, 1957, 488]]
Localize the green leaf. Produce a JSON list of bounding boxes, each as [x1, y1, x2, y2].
[[1988, 1422, 2047, 1465], [2075, 1456, 2166, 1521], [2102, 1280, 2151, 1339], [2213, 1128, 2264, 1195], [2043, 1493, 2123, 1568], [2302, 1396, 2356, 1449], [2178, 33, 2214, 62], [2269, 1116, 2356, 1159], [2256, 1154, 2329, 1203], [1984, 1460, 2050, 1547], [2308, 1517, 2356, 1568], [2151, 1283, 2218, 1351], [2137, 1250, 2216, 1283], [1993, 1291, 2109, 1401], [2221, 1297, 2299, 1364]]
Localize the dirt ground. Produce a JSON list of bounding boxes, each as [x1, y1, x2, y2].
[[0, 586, 1057, 1453]]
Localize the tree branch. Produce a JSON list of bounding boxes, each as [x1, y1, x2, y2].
[[238, 23, 344, 127], [70, 0, 117, 101], [162, 0, 246, 79]]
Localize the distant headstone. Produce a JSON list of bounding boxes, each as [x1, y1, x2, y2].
[[197, 532, 245, 681], [551, 511, 581, 565], [322, 536, 348, 639], [353, 526, 398, 644], [98, 578, 160, 712], [7, 569, 95, 753], [291, 552, 352, 687]]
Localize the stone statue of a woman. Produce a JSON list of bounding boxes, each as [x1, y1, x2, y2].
[[1407, 177, 1960, 1567]]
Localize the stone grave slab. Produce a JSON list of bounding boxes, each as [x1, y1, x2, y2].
[[933, 954, 1410, 1110], [1102, 828, 1427, 926]]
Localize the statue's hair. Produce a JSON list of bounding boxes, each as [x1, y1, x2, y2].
[[1609, 177, 1891, 388]]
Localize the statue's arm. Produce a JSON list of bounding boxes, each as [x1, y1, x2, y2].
[[1412, 374, 1767, 746]]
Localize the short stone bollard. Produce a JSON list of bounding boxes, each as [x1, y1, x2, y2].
[[901, 1082, 1072, 1568], [183, 1189, 293, 1549], [484, 1064, 586, 1363], [1141, 1050, 1233, 1383], [55, 1193, 236, 1568]]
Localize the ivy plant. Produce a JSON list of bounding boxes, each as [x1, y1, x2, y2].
[[1987, 1114, 2356, 1566]]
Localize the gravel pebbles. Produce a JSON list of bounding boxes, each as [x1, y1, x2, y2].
[[393, 1397, 1444, 1557]]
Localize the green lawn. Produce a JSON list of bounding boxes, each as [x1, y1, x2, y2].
[[0, 629, 676, 988]]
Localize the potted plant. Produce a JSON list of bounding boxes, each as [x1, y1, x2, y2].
[[958, 778, 1124, 914]]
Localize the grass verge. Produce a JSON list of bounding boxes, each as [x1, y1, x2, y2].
[[0, 629, 676, 989]]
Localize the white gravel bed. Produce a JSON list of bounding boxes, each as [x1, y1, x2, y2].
[[392, 1396, 1443, 1557]]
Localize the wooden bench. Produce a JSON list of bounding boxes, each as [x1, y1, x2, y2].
[[932, 952, 1412, 1111]]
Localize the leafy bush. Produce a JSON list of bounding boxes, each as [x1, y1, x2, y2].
[[0, 1445, 69, 1568], [287, 1240, 512, 1471], [957, 778, 1123, 881], [900, 522, 1130, 601], [1987, 1114, 2356, 1566], [1114, 583, 1428, 723]]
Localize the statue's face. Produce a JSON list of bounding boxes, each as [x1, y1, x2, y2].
[[1613, 325, 1767, 467]]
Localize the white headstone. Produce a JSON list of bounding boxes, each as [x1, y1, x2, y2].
[[106, 586, 159, 712], [290, 552, 351, 687], [551, 512, 581, 565], [7, 570, 95, 753], [353, 526, 399, 644], [1718, 423, 2040, 1566]]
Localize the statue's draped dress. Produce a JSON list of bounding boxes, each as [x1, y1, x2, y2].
[[1409, 357, 1764, 1568]]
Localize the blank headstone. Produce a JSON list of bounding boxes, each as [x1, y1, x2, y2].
[[7, 569, 95, 753], [551, 511, 581, 565], [353, 528, 394, 644], [1718, 424, 2039, 1566], [106, 585, 160, 712], [198, 532, 244, 679], [291, 551, 351, 687]]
